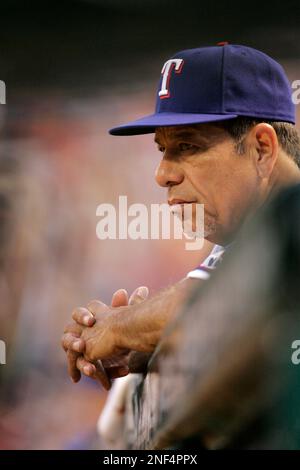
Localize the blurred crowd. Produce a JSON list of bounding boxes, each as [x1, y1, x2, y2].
[[0, 89, 204, 449]]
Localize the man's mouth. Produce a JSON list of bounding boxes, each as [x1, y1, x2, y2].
[[168, 199, 216, 222], [168, 199, 196, 206]]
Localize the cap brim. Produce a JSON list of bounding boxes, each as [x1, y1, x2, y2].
[[109, 112, 238, 136]]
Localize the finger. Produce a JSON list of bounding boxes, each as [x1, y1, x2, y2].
[[94, 360, 112, 391], [87, 299, 107, 316], [62, 333, 85, 353], [63, 321, 83, 335], [111, 289, 128, 307], [76, 356, 97, 377], [67, 349, 81, 383], [129, 286, 149, 305], [72, 307, 96, 327], [76, 357, 112, 391]]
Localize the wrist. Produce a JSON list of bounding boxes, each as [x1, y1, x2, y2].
[[112, 305, 135, 351]]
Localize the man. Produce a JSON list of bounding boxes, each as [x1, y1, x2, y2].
[[61, 44, 300, 389]]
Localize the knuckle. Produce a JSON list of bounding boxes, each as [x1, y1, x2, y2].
[[87, 299, 105, 313], [63, 322, 74, 334], [72, 307, 85, 319], [85, 348, 97, 363], [86, 299, 99, 309], [62, 333, 72, 348], [61, 336, 68, 351], [64, 321, 83, 337], [75, 359, 83, 370]]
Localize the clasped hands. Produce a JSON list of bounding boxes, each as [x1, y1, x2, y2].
[[61, 286, 149, 390]]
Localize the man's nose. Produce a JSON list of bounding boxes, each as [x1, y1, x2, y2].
[[155, 159, 184, 187]]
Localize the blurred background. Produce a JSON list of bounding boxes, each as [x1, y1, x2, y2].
[[0, 0, 299, 449]]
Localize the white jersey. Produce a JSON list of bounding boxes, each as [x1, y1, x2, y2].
[[187, 244, 226, 280]]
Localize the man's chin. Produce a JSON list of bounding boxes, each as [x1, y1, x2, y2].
[[182, 226, 217, 242], [182, 230, 201, 240], [203, 224, 223, 244]]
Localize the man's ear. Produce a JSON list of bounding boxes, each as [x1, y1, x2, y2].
[[250, 123, 279, 178]]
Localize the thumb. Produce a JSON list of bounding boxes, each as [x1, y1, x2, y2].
[[129, 286, 149, 305], [111, 289, 129, 307]]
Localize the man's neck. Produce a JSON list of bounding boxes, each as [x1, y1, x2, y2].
[[266, 154, 300, 204]]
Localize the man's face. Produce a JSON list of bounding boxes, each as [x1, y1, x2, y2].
[[154, 123, 260, 245]]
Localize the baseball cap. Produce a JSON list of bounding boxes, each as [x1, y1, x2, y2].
[[109, 44, 295, 136]]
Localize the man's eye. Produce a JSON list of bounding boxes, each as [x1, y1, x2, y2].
[[179, 143, 195, 151]]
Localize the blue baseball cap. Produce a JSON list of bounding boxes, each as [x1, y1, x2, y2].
[[109, 44, 295, 136]]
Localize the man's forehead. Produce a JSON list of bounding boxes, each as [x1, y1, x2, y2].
[[156, 124, 203, 136], [154, 123, 226, 142]]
